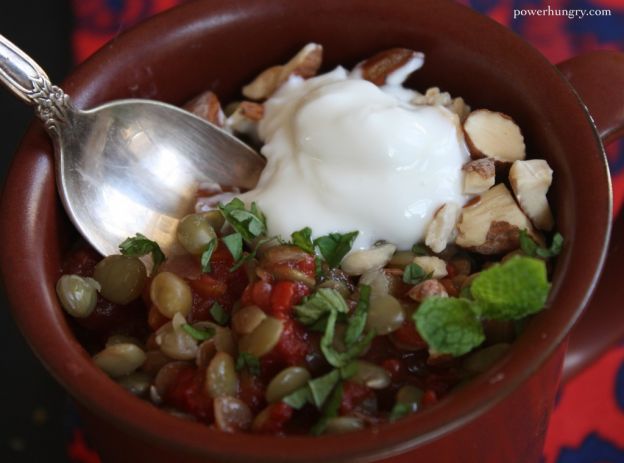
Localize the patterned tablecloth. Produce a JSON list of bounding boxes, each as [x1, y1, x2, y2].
[[66, 1, 624, 462]]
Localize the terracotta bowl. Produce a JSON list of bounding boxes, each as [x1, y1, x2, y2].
[[1, 1, 622, 462]]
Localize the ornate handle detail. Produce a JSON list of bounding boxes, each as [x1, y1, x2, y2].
[[0, 34, 72, 133]]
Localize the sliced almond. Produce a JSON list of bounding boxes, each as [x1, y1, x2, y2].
[[226, 101, 264, 140], [354, 48, 423, 86], [509, 159, 554, 231], [463, 158, 495, 194], [425, 203, 460, 254], [242, 43, 323, 100], [456, 184, 537, 255], [412, 256, 448, 279], [183, 90, 225, 127], [411, 87, 471, 122], [463, 109, 526, 162]]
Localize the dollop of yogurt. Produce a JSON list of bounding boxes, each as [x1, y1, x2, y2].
[[238, 64, 470, 250]]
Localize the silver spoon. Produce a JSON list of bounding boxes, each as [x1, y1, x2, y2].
[[0, 34, 266, 257]]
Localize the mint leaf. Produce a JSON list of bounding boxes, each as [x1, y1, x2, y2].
[[389, 402, 412, 422], [403, 263, 428, 285], [295, 288, 349, 326], [315, 256, 324, 279], [321, 308, 375, 368], [291, 227, 314, 254], [200, 239, 218, 273], [222, 233, 243, 262], [209, 302, 229, 326], [314, 231, 359, 267], [218, 198, 266, 243], [308, 370, 341, 408], [413, 297, 484, 356], [311, 381, 343, 435], [470, 256, 550, 320], [235, 352, 261, 376], [344, 285, 371, 345], [119, 233, 166, 274], [411, 243, 428, 256], [181, 324, 215, 341], [282, 385, 313, 409], [339, 361, 359, 380], [519, 230, 564, 259]]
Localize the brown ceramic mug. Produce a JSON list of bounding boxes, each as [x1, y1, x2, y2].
[[1, 1, 623, 462]]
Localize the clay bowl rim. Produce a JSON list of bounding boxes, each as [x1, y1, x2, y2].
[[0, 1, 612, 462]]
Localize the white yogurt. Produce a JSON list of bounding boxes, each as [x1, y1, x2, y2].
[[238, 65, 470, 250]]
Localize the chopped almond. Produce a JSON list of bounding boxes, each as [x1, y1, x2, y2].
[[183, 91, 225, 127], [407, 279, 448, 302], [242, 43, 323, 100], [425, 203, 460, 254], [509, 159, 554, 231], [456, 184, 537, 255], [463, 158, 495, 194], [463, 109, 526, 162], [353, 48, 423, 86], [412, 256, 448, 279], [411, 87, 471, 122], [226, 101, 264, 140]]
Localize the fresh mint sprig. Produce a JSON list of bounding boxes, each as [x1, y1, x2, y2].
[[413, 256, 551, 356], [119, 233, 166, 274], [519, 230, 564, 259]]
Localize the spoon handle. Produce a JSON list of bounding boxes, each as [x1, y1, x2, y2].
[[0, 34, 71, 133]]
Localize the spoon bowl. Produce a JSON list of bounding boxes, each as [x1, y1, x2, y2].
[[0, 34, 266, 257]]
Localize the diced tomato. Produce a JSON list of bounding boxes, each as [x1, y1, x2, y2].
[[62, 243, 100, 277], [242, 280, 273, 311], [446, 262, 457, 279], [440, 278, 459, 297], [253, 402, 293, 434], [164, 366, 213, 423], [189, 274, 227, 299], [340, 381, 374, 415], [147, 304, 169, 331], [269, 281, 310, 318], [421, 389, 438, 408], [261, 319, 309, 377], [392, 319, 428, 350], [238, 371, 266, 413], [381, 358, 405, 382], [294, 255, 316, 278]]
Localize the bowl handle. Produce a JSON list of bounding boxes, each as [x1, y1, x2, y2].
[[557, 51, 624, 380]]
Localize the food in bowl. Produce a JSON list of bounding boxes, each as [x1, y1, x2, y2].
[[56, 44, 562, 435]]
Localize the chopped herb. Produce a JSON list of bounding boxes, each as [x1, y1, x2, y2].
[[200, 239, 218, 273], [470, 256, 550, 320], [235, 352, 261, 376], [294, 288, 349, 326], [343, 285, 371, 345], [218, 198, 267, 243], [321, 307, 375, 368], [339, 361, 359, 380], [413, 297, 485, 356], [314, 256, 324, 279], [519, 230, 564, 259], [314, 231, 359, 268], [310, 382, 343, 435], [209, 302, 229, 326], [181, 324, 215, 342], [411, 243, 429, 256], [291, 227, 314, 254], [403, 263, 428, 285], [222, 232, 244, 262], [119, 233, 165, 274], [389, 403, 412, 422], [282, 385, 313, 409], [308, 369, 341, 408]]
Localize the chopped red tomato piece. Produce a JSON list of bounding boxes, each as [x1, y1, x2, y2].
[[340, 380, 374, 415], [269, 281, 310, 318], [392, 319, 428, 350], [253, 402, 293, 434], [189, 274, 227, 299], [164, 366, 213, 423]]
